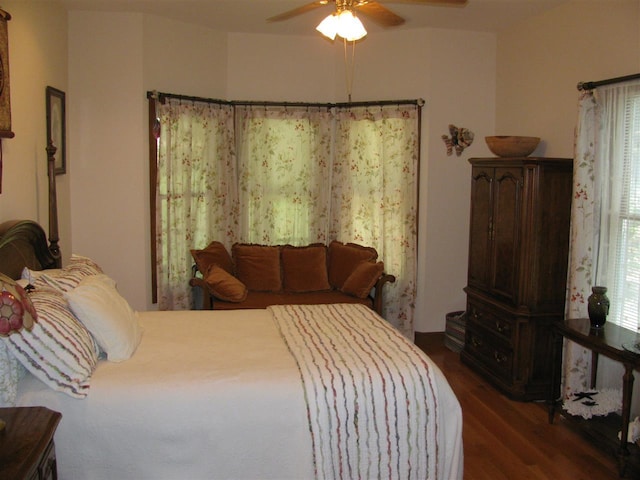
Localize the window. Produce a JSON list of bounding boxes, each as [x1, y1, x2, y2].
[[235, 106, 332, 245], [606, 88, 640, 331]]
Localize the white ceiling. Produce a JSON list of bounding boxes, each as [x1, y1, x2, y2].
[[57, 0, 572, 35]]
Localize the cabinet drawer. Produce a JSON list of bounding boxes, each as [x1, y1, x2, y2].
[[27, 440, 56, 480], [39, 440, 57, 480], [467, 300, 515, 343], [465, 324, 513, 381]]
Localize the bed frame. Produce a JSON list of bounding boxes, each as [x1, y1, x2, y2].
[[0, 142, 61, 279]]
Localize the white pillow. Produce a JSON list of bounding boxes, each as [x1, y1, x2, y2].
[[65, 274, 142, 362]]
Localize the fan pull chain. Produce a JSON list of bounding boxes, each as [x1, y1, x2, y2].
[[343, 38, 357, 102]]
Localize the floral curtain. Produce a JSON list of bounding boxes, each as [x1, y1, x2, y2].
[[155, 98, 238, 310], [331, 105, 419, 337], [156, 99, 420, 336], [563, 90, 599, 398], [235, 106, 333, 245]]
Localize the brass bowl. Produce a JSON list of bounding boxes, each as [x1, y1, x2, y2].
[[485, 136, 540, 157]]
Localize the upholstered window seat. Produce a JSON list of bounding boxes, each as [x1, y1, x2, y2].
[[189, 241, 395, 315]]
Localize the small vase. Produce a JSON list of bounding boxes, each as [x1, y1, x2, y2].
[[588, 286, 610, 329]]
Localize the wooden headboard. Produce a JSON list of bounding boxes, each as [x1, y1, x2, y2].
[[0, 143, 62, 279], [0, 220, 61, 280]]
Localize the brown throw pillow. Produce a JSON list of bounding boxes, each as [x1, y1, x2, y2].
[[341, 261, 384, 298], [281, 244, 330, 293], [328, 241, 378, 289], [191, 241, 234, 275], [232, 244, 282, 292], [204, 265, 248, 302]]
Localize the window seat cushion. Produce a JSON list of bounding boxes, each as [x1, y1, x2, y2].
[[209, 290, 373, 311]]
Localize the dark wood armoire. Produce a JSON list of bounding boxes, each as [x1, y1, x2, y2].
[[461, 157, 573, 401]]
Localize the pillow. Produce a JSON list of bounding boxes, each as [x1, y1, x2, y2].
[[327, 241, 378, 289], [191, 241, 234, 275], [204, 265, 248, 303], [38, 254, 104, 292], [232, 244, 282, 292], [0, 341, 21, 407], [0, 274, 30, 406], [2, 287, 99, 398], [65, 274, 142, 362], [204, 265, 248, 302], [21, 267, 64, 285], [341, 261, 385, 298], [281, 244, 331, 293]]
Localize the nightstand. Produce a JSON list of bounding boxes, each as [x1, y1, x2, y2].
[[0, 406, 62, 480], [548, 318, 640, 477]]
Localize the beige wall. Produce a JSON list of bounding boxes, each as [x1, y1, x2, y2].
[[0, 1, 69, 258], [67, 11, 227, 312], [497, 0, 640, 158], [5, 2, 636, 332], [65, 17, 496, 329]]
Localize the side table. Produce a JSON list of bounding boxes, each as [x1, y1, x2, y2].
[[0, 406, 62, 480], [548, 318, 640, 477]]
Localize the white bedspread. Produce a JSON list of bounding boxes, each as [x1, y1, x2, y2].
[[16, 307, 462, 480]]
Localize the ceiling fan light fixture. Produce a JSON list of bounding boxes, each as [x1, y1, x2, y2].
[[316, 9, 367, 41]]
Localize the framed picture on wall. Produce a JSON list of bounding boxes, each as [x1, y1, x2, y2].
[[0, 9, 13, 137], [46, 86, 66, 175]]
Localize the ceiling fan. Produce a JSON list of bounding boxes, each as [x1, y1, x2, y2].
[[267, 0, 468, 32]]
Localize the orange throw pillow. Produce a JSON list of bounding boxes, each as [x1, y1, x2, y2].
[[281, 244, 330, 293], [204, 265, 248, 302], [341, 261, 384, 298], [328, 241, 378, 289], [232, 244, 282, 292], [191, 241, 234, 275]]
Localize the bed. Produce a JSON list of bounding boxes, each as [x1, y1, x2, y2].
[[0, 153, 462, 479]]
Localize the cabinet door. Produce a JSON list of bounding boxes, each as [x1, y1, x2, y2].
[[468, 167, 493, 291], [490, 167, 523, 303]]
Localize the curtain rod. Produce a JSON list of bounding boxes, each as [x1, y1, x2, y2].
[[146, 90, 424, 108], [577, 72, 640, 91]]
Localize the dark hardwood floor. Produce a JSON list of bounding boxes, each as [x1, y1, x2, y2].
[[415, 332, 627, 480]]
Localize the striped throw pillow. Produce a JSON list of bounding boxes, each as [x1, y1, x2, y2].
[[36, 254, 104, 293], [2, 287, 99, 398]]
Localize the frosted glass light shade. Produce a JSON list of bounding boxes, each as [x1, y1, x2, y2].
[[316, 10, 367, 41], [316, 14, 338, 40]]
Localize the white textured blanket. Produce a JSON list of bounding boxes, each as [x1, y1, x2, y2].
[[270, 304, 441, 480], [16, 307, 462, 479]]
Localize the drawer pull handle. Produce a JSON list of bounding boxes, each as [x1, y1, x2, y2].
[[495, 321, 509, 334], [494, 351, 507, 364], [471, 336, 483, 348]]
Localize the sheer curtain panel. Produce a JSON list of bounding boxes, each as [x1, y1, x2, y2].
[[331, 105, 420, 337], [235, 105, 333, 245], [155, 99, 238, 310]]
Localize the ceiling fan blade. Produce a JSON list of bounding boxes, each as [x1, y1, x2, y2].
[[356, 1, 405, 27], [267, 1, 332, 22], [380, 0, 467, 5]]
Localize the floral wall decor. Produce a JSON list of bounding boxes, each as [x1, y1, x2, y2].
[[441, 124, 474, 156]]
